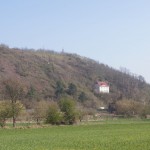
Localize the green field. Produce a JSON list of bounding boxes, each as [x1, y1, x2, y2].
[[0, 120, 150, 150]]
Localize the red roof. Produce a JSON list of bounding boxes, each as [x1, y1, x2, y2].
[[97, 81, 109, 87]]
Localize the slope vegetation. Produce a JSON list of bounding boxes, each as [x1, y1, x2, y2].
[[0, 45, 150, 108]]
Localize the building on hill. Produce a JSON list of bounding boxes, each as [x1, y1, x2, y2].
[[94, 81, 109, 94]]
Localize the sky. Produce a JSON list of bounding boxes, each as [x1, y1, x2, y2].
[[1, 0, 150, 82]]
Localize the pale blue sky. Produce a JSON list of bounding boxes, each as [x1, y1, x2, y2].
[[1, 0, 150, 82]]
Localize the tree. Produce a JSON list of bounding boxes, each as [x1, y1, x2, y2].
[[108, 102, 116, 113], [78, 92, 87, 102], [4, 79, 25, 127], [0, 101, 12, 127], [138, 104, 150, 118], [33, 100, 50, 124], [55, 81, 65, 99], [45, 103, 62, 125], [11, 101, 24, 122], [0, 101, 24, 127], [67, 83, 77, 98], [115, 99, 141, 117], [138, 75, 145, 83], [59, 98, 77, 124], [26, 85, 37, 100]]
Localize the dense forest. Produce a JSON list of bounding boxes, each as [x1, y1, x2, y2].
[[0, 44, 150, 110]]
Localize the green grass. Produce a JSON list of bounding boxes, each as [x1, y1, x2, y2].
[[0, 120, 150, 150]]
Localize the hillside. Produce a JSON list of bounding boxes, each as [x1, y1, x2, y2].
[[0, 44, 150, 109]]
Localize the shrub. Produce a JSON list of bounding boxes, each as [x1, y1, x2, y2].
[[59, 98, 77, 125], [0, 101, 24, 127], [115, 99, 144, 117], [0, 101, 11, 127], [45, 103, 62, 125], [33, 100, 50, 124]]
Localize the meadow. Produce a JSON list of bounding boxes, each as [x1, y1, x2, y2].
[[0, 120, 150, 150]]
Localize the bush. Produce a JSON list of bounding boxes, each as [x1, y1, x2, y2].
[[115, 99, 144, 117], [59, 98, 77, 125], [33, 100, 50, 124], [0, 101, 12, 127], [45, 103, 62, 125], [0, 118, 5, 128]]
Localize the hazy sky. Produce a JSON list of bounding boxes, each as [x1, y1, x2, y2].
[[1, 0, 150, 82]]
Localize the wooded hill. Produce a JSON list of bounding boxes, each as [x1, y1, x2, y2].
[[0, 44, 150, 109]]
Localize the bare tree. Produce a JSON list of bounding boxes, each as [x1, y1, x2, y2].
[[33, 100, 50, 124], [4, 79, 25, 127]]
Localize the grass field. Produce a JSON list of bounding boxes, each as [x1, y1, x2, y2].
[[0, 120, 150, 150]]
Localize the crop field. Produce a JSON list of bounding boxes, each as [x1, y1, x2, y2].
[[0, 120, 150, 150]]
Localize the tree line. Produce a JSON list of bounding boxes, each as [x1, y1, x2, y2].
[[0, 78, 84, 127], [0, 78, 150, 127], [108, 99, 150, 118]]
